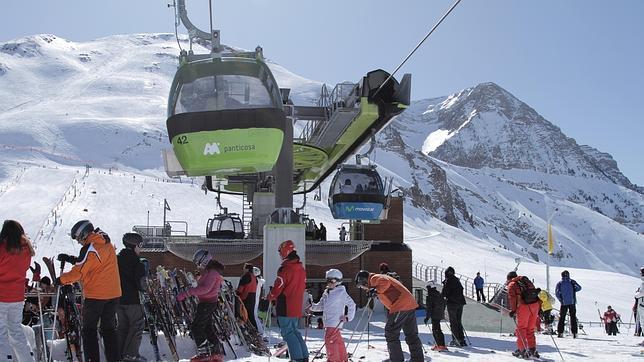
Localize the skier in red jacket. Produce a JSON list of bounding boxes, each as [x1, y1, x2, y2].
[[267, 240, 309, 362], [237, 263, 258, 329]]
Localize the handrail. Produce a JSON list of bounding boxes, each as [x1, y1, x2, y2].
[[412, 261, 502, 302]]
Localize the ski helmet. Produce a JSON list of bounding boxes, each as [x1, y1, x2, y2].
[[426, 280, 440, 289], [71, 220, 94, 242], [278, 240, 296, 260], [253, 267, 262, 277], [640, 266, 644, 277], [325, 268, 343, 284], [561, 270, 570, 278], [355, 270, 370, 287], [122, 233, 143, 249], [192, 249, 211, 268]]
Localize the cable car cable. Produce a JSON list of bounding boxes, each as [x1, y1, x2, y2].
[[374, 0, 463, 96]]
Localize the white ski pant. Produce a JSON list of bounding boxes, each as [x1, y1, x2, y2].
[[638, 301, 644, 327], [0, 302, 35, 362]]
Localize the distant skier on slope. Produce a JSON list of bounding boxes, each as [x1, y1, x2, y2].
[[555, 270, 582, 338], [424, 280, 448, 352], [57, 220, 121, 362], [602, 306, 620, 336], [474, 272, 486, 302], [636, 266, 644, 346], [175, 249, 225, 361], [309, 268, 356, 362], [266, 240, 309, 362]]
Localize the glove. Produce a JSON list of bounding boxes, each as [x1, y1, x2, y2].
[[176, 291, 188, 302], [368, 288, 377, 298], [509, 310, 516, 318], [57, 253, 78, 264], [424, 316, 430, 324], [54, 277, 62, 287], [30, 262, 41, 282]]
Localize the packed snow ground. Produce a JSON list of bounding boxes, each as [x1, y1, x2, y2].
[[40, 308, 644, 361]]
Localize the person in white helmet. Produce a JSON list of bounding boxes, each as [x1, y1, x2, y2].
[[309, 269, 356, 362], [253, 266, 265, 336]]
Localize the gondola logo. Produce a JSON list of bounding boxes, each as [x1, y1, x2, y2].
[[203, 142, 221, 155], [346, 206, 375, 212]]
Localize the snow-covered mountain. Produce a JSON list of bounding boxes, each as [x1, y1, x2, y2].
[[1, 34, 643, 282]]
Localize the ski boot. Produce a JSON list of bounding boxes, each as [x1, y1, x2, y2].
[[512, 349, 526, 358], [191, 342, 224, 362], [431, 345, 449, 352], [527, 348, 540, 359]]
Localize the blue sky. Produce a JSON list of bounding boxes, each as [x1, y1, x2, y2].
[[3, 0, 643, 185]]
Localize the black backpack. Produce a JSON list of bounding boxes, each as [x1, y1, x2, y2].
[[516, 276, 541, 304]]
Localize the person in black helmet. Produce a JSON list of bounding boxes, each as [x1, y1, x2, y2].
[[442, 266, 467, 347], [57, 220, 121, 362], [116, 233, 147, 361], [555, 270, 582, 338]]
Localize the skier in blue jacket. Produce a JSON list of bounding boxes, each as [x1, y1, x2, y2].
[[474, 272, 486, 302], [555, 270, 582, 338]]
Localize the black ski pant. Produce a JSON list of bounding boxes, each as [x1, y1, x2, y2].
[[431, 318, 445, 346], [557, 304, 578, 335], [82, 298, 119, 362], [446, 303, 466, 343], [116, 304, 145, 358], [476, 288, 486, 302], [242, 296, 257, 329], [607, 321, 618, 335], [192, 302, 222, 351], [384, 309, 423, 362]]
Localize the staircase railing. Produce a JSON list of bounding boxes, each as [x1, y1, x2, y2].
[[412, 261, 503, 303]]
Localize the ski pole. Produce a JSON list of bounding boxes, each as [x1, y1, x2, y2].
[[346, 296, 371, 348], [34, 281, 48, 362], [627, 309, 634, 335], [266, 302, 273, 362], [462, 325, 472, 346], [546, 328, 565, 361], [350, 306, 375, 357]]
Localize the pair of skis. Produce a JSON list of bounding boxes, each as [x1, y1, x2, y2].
[[42, 256, 83, 362]]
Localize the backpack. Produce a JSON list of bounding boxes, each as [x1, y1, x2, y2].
[[516, 276, 541, 304]]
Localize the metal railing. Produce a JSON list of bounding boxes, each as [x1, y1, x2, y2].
[[412, 261, 502, 302]]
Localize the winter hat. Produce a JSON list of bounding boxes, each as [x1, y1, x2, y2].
[[379, 263, 390, 272], [244, 263, 254, 272], [40, 276, 52, 286], [122, 233, 143, 249], [561, 270, 570, 278], [445, 266, 455, 277], [507, 271, 518, 280], [426, 280, 439, 289]]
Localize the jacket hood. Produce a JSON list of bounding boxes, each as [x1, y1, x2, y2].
[[85, 232, 107, 246]]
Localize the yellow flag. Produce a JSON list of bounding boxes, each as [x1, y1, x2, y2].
[[547, 223, 554, 255]]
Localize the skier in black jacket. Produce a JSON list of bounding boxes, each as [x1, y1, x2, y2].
[[116, 233, 147, 361], [441, 266, 467, 347], [424, 280, 448, 351]]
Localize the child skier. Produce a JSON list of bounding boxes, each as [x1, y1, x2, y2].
[[176, 249, 225, 362], [424, 280, 448, 351], [309, 269, 356, 362]]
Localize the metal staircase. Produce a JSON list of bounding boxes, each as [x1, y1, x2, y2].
[[241, 193, 253, 238]]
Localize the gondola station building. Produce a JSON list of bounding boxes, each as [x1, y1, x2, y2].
[[138, 196, 412, 306]]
